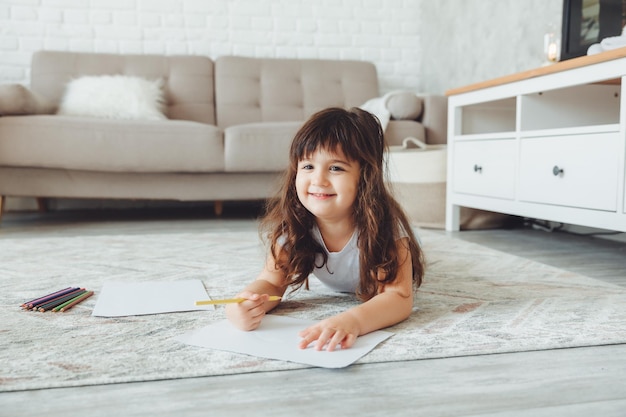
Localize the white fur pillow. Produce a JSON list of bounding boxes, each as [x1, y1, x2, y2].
[[57, 75, 166, 120]]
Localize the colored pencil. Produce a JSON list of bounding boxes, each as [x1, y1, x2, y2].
[[21, 286, 72, 308], [195, 295, 282, 305], [37, 288, 86, 312], [37, 289, 85, 312], [30, 287, 82, 310], [21, 287, 76, 309], [58, 291, 94, 312], [52, 290, 89, 312]]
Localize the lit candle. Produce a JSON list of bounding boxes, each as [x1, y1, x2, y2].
[[547, 42, 558, 62]]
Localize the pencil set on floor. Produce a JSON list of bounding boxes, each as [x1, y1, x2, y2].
[[21, 287, 94, 312]]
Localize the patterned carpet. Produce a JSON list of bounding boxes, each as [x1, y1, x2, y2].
[[2, 229, 626, 392]]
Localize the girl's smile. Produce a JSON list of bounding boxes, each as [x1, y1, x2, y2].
[[309, 192, 335, 198]]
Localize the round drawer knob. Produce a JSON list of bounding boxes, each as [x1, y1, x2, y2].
[[474, 164, 482, 173], [552, 165, 564, 176]]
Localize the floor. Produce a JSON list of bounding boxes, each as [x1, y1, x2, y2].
[[2, 204, 626, 417]]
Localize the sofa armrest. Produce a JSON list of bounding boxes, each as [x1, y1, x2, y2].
[[418, 94, 448, 145], [0, 84, 56, 116]]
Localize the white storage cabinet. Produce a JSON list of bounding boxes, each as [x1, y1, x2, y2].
[[446, 51, 626, 232]]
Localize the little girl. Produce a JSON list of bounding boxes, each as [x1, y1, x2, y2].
[[226, 107, 424, 351]]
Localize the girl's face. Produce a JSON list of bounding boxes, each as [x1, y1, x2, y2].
[[295, 146, 360, 225]]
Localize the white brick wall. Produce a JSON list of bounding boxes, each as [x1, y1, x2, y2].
[[0, 0, 423, 93], [0, 0, 566, 95]]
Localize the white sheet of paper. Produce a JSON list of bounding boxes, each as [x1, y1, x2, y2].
[[92, 280, 213, 317], [175, 315, 393, 368]]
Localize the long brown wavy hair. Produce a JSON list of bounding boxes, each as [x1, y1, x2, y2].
[[260, 107, 424, 301]]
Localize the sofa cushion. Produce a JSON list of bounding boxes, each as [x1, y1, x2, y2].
[[0, 84, 55, 116], [223, 121, 302, 172], [215, 56, 379, 129], [0, 115, 224, 173], [57, 75, 166, 121]]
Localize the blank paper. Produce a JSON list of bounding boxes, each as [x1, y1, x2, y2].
[[92, 280, 213, 317], [175, 315, 393, 368]]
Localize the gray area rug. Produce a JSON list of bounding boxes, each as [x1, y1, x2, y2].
[[2, 229, 626, 392]]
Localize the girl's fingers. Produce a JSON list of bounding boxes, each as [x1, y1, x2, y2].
[[249, 305, 266, 319], [314, 328, 334, 351], [326, 331, 347, 352], [341, 333, 358, 349], [299, 327, 348, 351], [298, 328, 318, 349], [237, 292, 260, 301], [226, 294, 268, 331]]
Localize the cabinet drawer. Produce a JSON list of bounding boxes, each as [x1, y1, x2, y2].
[[453, 139, 516, 199], [519, 133, 619, 211]]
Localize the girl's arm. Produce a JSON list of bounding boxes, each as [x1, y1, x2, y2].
[[298, 237, 414, 351], [225, 251, 288, 331]]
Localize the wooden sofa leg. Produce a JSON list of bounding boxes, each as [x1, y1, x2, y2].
[[36, 197, 48, 212], [214, 201, 223, 216], [0, 196, 4, 222]]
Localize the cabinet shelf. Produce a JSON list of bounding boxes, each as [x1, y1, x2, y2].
[[520, 84, 620, 131], [459, 97, 516, 135], [453, 132, 516, 141], [519, 124, 620, 138]]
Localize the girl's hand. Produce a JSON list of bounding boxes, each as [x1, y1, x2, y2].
[[298, 313, 361, 351], [225, 292, 271, 331]]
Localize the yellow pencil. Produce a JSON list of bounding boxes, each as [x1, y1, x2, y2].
[[195, 295, 282, 305]]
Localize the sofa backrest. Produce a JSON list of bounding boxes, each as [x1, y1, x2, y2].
[[215, 56, 379, 128], [30, 51, 216, 125]]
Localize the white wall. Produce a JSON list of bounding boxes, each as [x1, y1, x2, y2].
[[0, 0, 564, 95], [0, 0, 423, 94], [419, 0, 562, 94]]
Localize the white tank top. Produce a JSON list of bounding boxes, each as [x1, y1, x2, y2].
[[280, 224, 414, 293], [311, 225, 360, 293]]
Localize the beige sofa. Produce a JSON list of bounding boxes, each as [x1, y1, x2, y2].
[[0, 50, 447, 218]]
